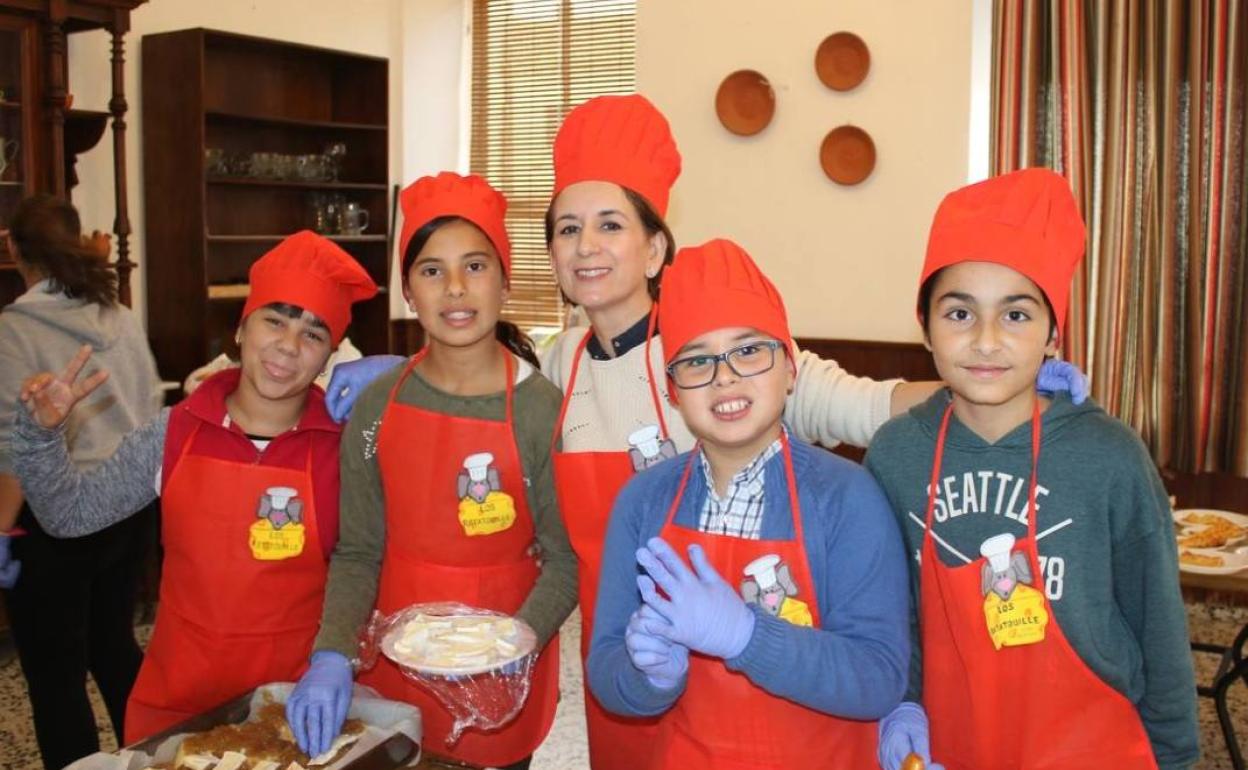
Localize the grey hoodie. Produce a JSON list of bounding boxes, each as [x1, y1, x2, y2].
[[0, 282, 161, 475], [865, 390, 1199, 770]]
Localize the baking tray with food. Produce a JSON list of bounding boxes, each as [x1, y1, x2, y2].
[[1174, 509, 1248, 575], [63, 683, 421, 770]]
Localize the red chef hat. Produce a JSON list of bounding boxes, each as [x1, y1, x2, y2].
[[242, 230, 377, 344], [659, 239, 793, 398], [920, 168, 1087, 338], [553, 94, 682, 217], [397, 172, 511, 275]]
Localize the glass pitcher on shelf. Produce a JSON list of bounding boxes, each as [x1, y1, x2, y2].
[[308, 192, 345, 235], [338, 201, 369, 235]]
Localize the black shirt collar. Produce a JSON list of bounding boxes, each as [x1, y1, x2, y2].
[[586, 313, 656, 361]]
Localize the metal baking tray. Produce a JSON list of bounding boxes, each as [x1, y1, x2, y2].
[[124, 688, 419, 770]]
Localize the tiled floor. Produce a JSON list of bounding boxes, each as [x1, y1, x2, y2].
[[1, 604, 1245, 770]]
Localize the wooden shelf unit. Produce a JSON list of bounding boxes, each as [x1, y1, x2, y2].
[[0, 1, 145, 307], [205, 109, 387, 133], [141, 28, 392, 384]]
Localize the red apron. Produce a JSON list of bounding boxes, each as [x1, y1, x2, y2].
[[652, 434, 877, 769], [358, 349, 558, 767], [921, 401, 1156, 769], [125, 424, 326, 743], [551, 314, 671, 770]]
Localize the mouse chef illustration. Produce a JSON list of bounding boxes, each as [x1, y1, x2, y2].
[[627, 425, 678, 473], [250, 485, 308, 560], [741, 553, 813, 627], [457, 452, 518, 536], [979, 533, 1048, 650]]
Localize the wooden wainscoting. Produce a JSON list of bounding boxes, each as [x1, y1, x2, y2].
[[794, 336, 939, 385], [794, 337, 937, 463], [390, 319, 425, 355]]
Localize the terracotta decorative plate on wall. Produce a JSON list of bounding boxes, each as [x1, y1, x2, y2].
[[815, 32, 871, 91], [820, 125, 876, 185], [715, 69, 776, 136]]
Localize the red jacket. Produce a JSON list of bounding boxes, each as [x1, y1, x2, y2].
[[161, 368, 342, 558]]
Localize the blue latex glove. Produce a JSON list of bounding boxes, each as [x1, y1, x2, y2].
[[287, 651, 354, 758], [625, 603, 689, 690], [878, 702, 945, 770], [324, 355, 404, 423], [1037, 358, 1089, 405], [0, 534, 21, 590], [635, 537, 755, 660]]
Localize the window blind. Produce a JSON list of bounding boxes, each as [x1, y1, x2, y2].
[[470, 0, 637, 330]]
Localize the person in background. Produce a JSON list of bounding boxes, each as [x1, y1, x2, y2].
[[287, 173, 576, 770], [0, 195, 161, 769], [586, 238, 909, 768], [866, 169, 1198, 770], [11, 231, 376, 743]]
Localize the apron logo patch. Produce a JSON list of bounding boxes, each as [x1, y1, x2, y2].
[[741, 553, 813, 627], [250, 485, 307, 560], [457, 452, 517, 536], [627, 425, 678, 473], [980, 533, 1048, 649]]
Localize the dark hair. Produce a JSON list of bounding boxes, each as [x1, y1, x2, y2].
[[543, 186, 676, 301], [8, 194, 117, 307], [262, 302, 328, 330], [918, 267, 1057, 340], [401, 215, 539, 368]]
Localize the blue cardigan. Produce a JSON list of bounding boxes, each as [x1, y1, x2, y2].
[[586, 436, 911, 720]]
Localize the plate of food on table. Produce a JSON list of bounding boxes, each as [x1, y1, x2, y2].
[[1173, 509, 1248, 575]]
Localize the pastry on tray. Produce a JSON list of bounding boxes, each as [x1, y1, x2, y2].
[[1177, 519, 1247, 548], [391, 613, 522, 670], [159, 702, 365, 770], [1182, 512, 1229, 526], [1180, 550, 1225, 568]]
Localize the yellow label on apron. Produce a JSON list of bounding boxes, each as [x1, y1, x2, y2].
[[777, 596, 814, 627], [457, 490, 517, 536], [248, 519, 306, 560], [984, 583, 1048, 650]]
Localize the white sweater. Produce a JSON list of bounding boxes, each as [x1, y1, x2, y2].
[[541, 326, 899, 453]]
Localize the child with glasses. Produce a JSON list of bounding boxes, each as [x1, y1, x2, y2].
[[585, 239, 911, 768]]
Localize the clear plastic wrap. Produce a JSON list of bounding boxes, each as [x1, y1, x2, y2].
[[358, 601, 537, 746]]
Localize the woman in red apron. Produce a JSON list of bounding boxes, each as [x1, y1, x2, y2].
[[586, 239, 911, 769], [868, 169, 1197, 769], [12, 232, 377, 743], [291, 173, 576, 769]]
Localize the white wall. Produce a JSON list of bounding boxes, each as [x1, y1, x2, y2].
[[637, 1, 974, 342], [402, 0, 469, 183], [395, 0, 469, 318], [66, 0, 405, 328]]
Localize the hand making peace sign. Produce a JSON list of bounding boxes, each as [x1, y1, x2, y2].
[[19, 344, 110, 429]]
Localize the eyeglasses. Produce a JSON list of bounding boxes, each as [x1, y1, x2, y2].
[[666, 340, 785, 389]]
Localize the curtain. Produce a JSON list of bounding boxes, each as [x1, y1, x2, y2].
[[991, 0, 1248, 474], [470, 0, 637, 330]]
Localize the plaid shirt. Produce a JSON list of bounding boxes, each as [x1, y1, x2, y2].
[[697, 436, 784, 539]]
